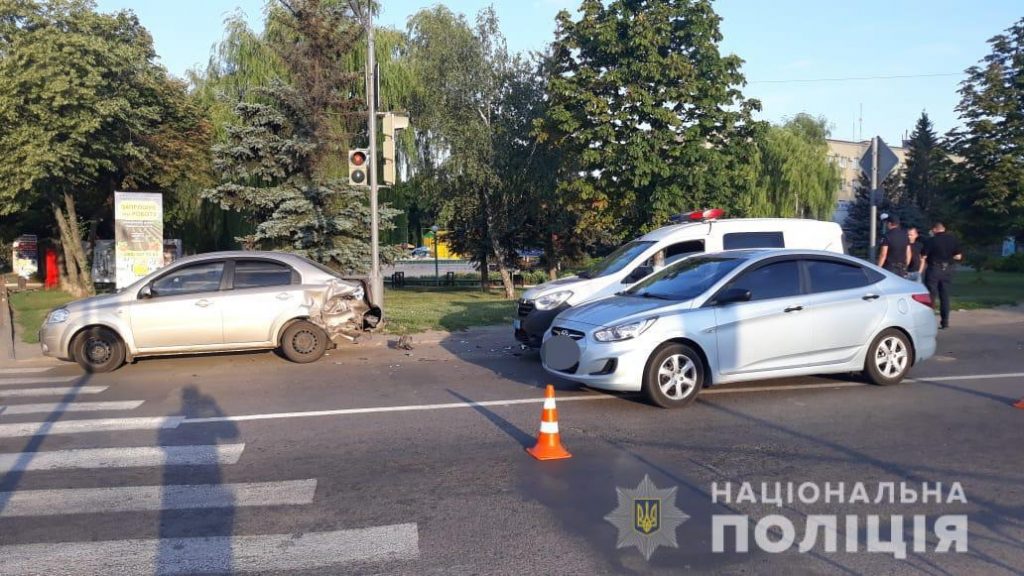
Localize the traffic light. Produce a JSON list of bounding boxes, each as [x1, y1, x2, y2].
[[382, 113, 409, 186], [348, 149, 369, 187]]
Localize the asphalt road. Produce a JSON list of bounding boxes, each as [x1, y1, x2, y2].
[[0, 306, 1021, 575]]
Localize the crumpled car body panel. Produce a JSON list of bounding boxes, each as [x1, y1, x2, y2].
[[305, 279, 383, 341]]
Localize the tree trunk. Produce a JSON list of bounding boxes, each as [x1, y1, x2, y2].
[[51, 193, 94, 297], [545, 232, 558, 281], [479, 189, 516, 300], [479, 252, 488, 293]]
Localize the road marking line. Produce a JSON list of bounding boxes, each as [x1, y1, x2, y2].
[[0, 386, 108, 397], [185, 394, 616, 424], [704, 382, 866, 394], [0, 523, 419, 575], [0, 479, 317, 517], [0, 376, 80, 386], [0, 444, 245, 473], [0, 416, 183, 438], [0, 368, 54, 375], [908, 372, 1024, 382], [0, 400, 143, 416]]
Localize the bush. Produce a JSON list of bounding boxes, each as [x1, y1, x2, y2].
[[992, 252, 1024, 273]]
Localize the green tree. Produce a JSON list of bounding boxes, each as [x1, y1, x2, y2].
[[539, 0, 762, 242], [204, 0, 398, 273], [948, 17, 1024, 245], [0, 0, 203, 295], [748, 114, 840, 219], [842, 171, 910, 257], [407, 6, 541, 299], [901, 112, 953, 222]]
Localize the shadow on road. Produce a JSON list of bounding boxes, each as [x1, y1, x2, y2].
[[157, 386, 238, 575]]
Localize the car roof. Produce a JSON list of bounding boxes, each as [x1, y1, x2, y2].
[[705, 248, 860, 263], [638, 218, 840, 242], [167, 250, 310, 267]]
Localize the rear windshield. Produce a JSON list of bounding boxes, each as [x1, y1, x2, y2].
[[625, 256, 743, 301]]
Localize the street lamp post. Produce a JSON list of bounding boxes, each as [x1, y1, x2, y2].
[[430, 225, 440, 286]]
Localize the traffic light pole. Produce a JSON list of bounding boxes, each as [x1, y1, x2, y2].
[[365, 6, 383, 306]]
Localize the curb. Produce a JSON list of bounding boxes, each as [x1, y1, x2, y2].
[[0, 281, 15, 362]]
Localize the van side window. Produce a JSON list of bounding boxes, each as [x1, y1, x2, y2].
[[723, 232, 785, 250], [664, 240, 705, 260]]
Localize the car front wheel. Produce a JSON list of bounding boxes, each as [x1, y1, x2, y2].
[[864, 329, 912, 385], [72, 326, 125, 373], [642, 343, 704, 408], [280, 320, 328, 364]]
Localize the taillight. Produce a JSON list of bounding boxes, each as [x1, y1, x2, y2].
[[912, 293, 933, 308]]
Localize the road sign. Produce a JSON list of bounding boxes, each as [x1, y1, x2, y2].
[[859, 137, 899, 181]]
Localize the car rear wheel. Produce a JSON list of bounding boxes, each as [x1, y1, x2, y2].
[[864, 329, 912, 386], [72, 327, 125, 373], [642, 343, 704, 408], [280, 320, 328, 364]]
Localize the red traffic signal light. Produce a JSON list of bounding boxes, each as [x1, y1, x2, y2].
[[349, 149, 369, 186], [350, 150, 367, 167]]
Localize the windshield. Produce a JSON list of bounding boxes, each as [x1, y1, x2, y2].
[[625, 256, 743, 301], [580, 241, 655, 279]]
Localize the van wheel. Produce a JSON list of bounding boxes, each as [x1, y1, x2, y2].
[[863, 329, 912, 385], [280, 321, 328, 363], [642, 343, 704, 408], [72, 327, 125, 373]]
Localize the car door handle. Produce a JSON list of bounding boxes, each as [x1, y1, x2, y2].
[[784, 305, 803, 313], [862, 294, 881, 301], [276, 293, 292, 301], [195, 299, 212, 308]]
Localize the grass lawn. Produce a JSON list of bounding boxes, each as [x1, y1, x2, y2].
[[383, 287, 518, 334], [8, 289, 76, 344], [951, 271, 1024, 310]]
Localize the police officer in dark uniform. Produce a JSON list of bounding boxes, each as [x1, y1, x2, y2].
[[877, 214, 910, 277], [922, 221, 963, 329]]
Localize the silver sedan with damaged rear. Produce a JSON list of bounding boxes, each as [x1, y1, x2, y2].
[[541, 249, 937, 407], [39, 251, 382, 372]]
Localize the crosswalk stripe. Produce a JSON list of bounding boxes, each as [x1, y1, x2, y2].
[[0, 444, 245, 473], [0, 479, 317, 518], [0, 523, 419, 575], [0, 400, 143, 416], [0, 368, 54, 375], [0, 416, 183, 438], [0, 376, 80, 386], [0, 386, 107, 397]]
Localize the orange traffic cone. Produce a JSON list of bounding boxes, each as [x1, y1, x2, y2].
[[526, 384, 572, 461], [1014, 397, 1024, 409]]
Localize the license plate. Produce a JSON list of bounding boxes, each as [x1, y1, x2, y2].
[[513, 319, 522, 331]]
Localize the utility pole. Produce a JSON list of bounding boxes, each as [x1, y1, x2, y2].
[[868, 136, 879, 262], [364, 3, 382, 306]]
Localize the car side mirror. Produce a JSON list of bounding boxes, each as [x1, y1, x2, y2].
[[716, 288, 751, 305], [624, 265, 654, 284], [138, 285, 153, 300]]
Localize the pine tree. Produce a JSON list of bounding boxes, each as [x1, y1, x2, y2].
[[902, 112, 952, 223], [948, 17, 1024, 244], [204, 0, 397, 273]]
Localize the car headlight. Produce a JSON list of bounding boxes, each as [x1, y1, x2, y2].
[[594, 317, 657, 342], [46, 308, 70, 324], [534, 290, 572, 311]]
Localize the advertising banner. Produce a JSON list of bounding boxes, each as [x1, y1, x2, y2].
[[12, 234, 38, 279], [114, 192, 163, 288]]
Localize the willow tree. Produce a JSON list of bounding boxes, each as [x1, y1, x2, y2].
[[748, 114, 841, 219]]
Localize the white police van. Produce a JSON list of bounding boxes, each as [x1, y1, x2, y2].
[[514, 210, 845, 347]]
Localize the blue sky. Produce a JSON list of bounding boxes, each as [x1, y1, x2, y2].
[[95, 0, 1022, 144]]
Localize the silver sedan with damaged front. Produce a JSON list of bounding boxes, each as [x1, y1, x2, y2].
[[39, 251, 382, 372]]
